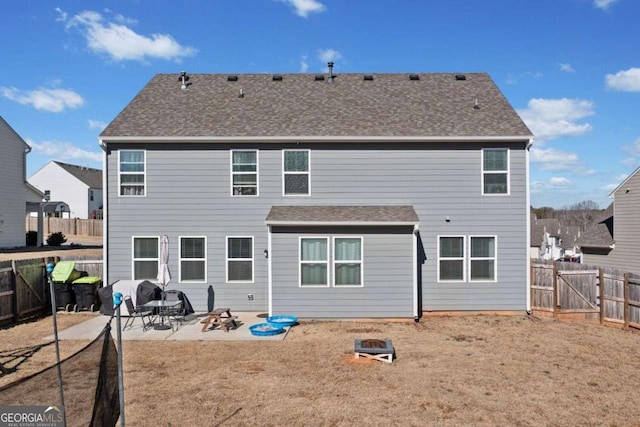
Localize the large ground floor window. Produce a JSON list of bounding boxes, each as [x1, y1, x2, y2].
[[438, 235, 497, 282], [226, 237, 254, 282], [132, 236, 158, 280], [300, 236, 363, 287]]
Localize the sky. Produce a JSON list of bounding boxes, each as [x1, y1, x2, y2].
[[1, 0, 639, 209]]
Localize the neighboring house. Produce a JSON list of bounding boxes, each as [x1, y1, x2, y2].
[[29, 161, 103, 219], [0, 116, 50, 248], [530, 217, 581, 261], [579, 168, 639, 273], [99, 70, 533, 318]]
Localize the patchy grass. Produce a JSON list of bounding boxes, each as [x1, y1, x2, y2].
[[2, 314, 640, 426]]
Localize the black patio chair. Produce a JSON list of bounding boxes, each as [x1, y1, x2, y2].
[[123, 295, 153, 331], [161, 290, 184, 327]]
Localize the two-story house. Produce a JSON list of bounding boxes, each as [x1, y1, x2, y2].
[[29, 161, 103, 219], [0, 116, 47, 248], [99, 70, 533, 319]]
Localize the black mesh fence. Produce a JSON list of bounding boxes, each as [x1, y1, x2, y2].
[[0, 320, 120, 427]]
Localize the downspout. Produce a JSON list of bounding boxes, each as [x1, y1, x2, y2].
[[525, 138, 533, 313], [267, 225, 273, 316], [413, 224, 419, 321], [99, 138, 108, 288]]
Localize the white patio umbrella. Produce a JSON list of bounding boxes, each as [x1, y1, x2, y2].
[[155, 235, 172, 330]]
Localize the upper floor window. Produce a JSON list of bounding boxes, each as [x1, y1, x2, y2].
[[226, 237, 253, 282], [231, 150, 258, 196], [119, 150, 145, 196], [482, 149, 509, 195], [132, 236, 158, 280], [283, 150, 310, 195], [180, 237, 207, 282]]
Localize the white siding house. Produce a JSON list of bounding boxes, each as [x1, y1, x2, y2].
[[29, 161, 103, 219]]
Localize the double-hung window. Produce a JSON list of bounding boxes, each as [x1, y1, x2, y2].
[[482, 149, 509, 195], [132, 237, 158, 280], [180, 237, 206, 282], [438, 236, 465, 282], [231, 150, 258, 196], [333, 237, 363, 286], [226, 237, 253, 282], [300, 238, 328, 286], [470, 236, 496, 281], [119, 150, 145, 196], [283, 150, 310, 195]]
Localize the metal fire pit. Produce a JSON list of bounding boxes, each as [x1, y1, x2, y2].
[[354, 338, 394, 363]]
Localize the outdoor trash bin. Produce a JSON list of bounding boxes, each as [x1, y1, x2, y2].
[[54, 283, 75, 311], [72, 276, 102, 312]]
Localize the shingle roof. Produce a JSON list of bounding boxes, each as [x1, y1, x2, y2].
[[530, 218, 582, 250], [265, 205, 419, 225], [54, 161, 102, 189], [577, 203, 614, 247], [101, 73, 532, 139]]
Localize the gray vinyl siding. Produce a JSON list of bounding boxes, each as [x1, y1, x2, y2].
[[0, 119, 40, 248], [106, 141, 528, 314], [583, 173, 640, 274], [270, 227, 414, 318]]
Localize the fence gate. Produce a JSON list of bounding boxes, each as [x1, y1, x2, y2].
[[557, 270, 599, 314]]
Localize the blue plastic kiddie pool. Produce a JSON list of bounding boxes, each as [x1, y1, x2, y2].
[[249, 323, 285, 336], [266, 315, 298, 327]]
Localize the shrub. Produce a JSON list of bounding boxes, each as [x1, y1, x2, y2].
[[46, 232, 67, 246], [26, 231, 38, 246]]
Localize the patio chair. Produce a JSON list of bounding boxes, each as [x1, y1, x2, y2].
[[123, 295, 153, 331], [161, 290, 184, 326]]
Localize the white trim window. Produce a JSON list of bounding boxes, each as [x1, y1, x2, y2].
[[119, 150, 146, 196], [482, 148, 509, 195], [438, 236, 465, 282], [333, 237, 363, 287], [132, 236, 158, 280], [283, 149, 310, 195], [179, 236, 207, 282], [300, 237, 329, 286], [231, 150, 258, 196], [226, 237, 254, 282], [470, 236, 497, 281]]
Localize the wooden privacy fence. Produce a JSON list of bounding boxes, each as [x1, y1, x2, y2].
[[531, 261, 640, 330], [0, 256, 103, 326], [26, 217, 103, 237]]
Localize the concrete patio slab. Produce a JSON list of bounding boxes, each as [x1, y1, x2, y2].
[[45, 312, 291, 341]]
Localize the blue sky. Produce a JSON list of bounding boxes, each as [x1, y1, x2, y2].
[[1, 0, 639, 208]]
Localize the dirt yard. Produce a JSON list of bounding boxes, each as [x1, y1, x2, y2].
[[2, 313, 640, 426]]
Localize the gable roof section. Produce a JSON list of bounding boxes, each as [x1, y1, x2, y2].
[[54, 161, 102, 189], [101, 73, 532, 141], [577, 203, 614, 248], [266, 205, 419, 226], [608, 165, 640, 197]]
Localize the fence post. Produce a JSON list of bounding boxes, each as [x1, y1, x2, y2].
[[11, 261, 18, 323], [598, 268, 605, 325], [552, 261, 558, 317], [624, 272, 630, 330]]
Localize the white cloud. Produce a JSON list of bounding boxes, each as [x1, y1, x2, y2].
[[27, 139, 102, 163], [505, 71, 542, 85], [531, 147, 594, 175], [559, 63, 576, 73], [517, 98, 594, 142], [88, 119, 107, 130], [300, 55, 309, 73], [318, 48, 342, 64], [277, 0, 326, 18], [0, 86, 84, 112], [593, 0, 619, 10], [605, 67, 640, 92], [59, 9, 196, 62], [550, 176, 572, 186]]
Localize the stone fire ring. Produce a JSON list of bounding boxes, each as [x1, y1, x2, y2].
[[354, 338, 394, 363]]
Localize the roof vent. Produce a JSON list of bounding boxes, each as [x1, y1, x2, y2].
[[227, 75, 238, 82], [455, 74, 466, 81], [315, 75, 325, 81], [363, 74, 374, 81], [179, 71, 189, 90], [272, 75, 283, 81], [409, 74, 420, 81], [327, 62, 335, 83], [239, 88, 244, 98]]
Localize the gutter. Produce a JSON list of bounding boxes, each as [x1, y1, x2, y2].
[[99, 138, 108, 287]]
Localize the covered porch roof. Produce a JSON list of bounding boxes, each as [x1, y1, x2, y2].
[[265, 205, 419, 226]]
